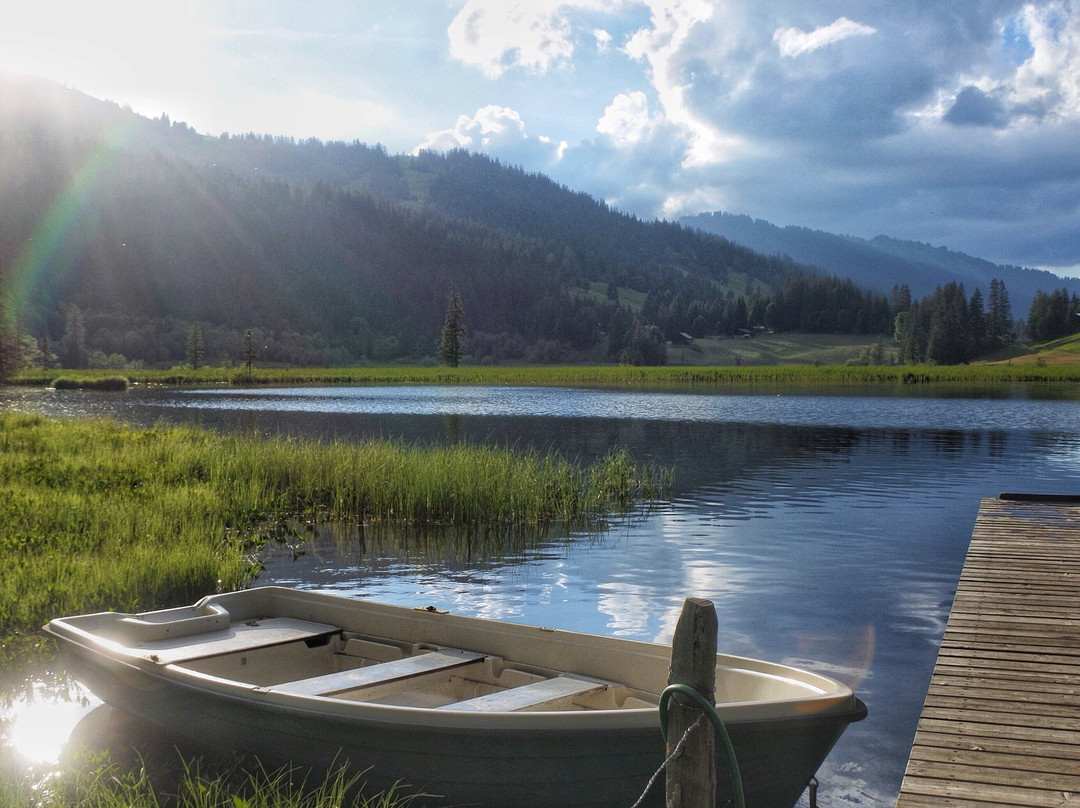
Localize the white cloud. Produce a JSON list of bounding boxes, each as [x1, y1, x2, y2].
[[623, 0, 742, 166], [596, 91, 658, 145], [1010, 2, 1080, 120], [413, 104, 567, 167], [446, 1, 637, 78], [447, 1, 577, 78], [414, 105, 527, 151], [773, 17, 877, 58]]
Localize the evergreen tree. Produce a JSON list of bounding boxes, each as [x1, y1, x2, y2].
[[60, 305, 87, 369], [243, 329, 257, 380], [621, 323, 667, 366], [1027, 288, 1080, 342], [926, 283, 969, 364], [967, 288, 987, 356], [988, 279, 1013, 346], [438, 288, 467, 367], [185, 322, 206, 369]]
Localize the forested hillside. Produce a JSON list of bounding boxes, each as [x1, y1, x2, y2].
[[0, 74, 809, 368], [0, 74, 1073, 372]]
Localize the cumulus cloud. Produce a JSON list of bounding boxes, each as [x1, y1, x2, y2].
[[623, 0, 743, 166], [773, 17, 877, 57], [1010, 2, 1080, 120], [415, 105, 527, 151], [596, 91, 658, 145], [447, 0, 586, 78], [413, 104, 567, 167]]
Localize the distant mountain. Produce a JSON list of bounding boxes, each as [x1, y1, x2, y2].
[[680, 211, 1080, 318]]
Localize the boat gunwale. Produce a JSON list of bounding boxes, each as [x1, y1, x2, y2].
[[44, 586, 865, 729]]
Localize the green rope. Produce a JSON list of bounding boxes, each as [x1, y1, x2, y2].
[[659, 683, 746, 808]]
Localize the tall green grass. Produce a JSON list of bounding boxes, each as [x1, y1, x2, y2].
[[1, 754, 414, 808], [0, 414, 669, 664], [13, 361, 1080, 388], [50, 376, 130, 391]]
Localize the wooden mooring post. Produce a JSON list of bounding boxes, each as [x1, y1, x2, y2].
[[666, 597, 718, 808]]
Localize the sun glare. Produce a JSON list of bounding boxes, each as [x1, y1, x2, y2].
[[2, 682, 100, 766]]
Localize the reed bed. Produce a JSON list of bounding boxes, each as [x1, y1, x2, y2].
[[0, 754, 411, 808], [0, 413, 669, 664], [50, 376, 130, 391], [13, 361, 1080, 389]]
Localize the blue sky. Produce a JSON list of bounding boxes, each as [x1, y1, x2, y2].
[[3, 0, 1080, 276]]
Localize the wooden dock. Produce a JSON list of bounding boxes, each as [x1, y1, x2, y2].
[[895, 494, 1080, 808]]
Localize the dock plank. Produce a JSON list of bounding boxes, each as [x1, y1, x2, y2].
[[895, 495, 1080, 808]]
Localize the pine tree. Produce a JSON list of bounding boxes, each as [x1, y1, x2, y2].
[[988, 279, 1013, 346], [60, 305, 87, 369], [243, 329, 257, 380], [438, 288, 467, 367], [185, 322, 206, 369]]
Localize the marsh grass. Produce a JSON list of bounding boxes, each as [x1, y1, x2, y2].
[[50, 376, 130, 391], [1, 753, 417, 808], [0, 413, 669, 665], [13, 361, 1080, 389]]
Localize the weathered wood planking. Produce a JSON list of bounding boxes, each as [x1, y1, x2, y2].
[[895, 494, 1080, 808]]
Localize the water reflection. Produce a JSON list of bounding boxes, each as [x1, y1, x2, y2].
[[2, 676, 99, 767], [3, 384, 1080, 807]]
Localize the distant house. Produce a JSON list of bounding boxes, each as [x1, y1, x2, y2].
[[673, 332, 695, 345], [736, 329, 753, 339]]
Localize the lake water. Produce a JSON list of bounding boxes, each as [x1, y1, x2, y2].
[[3, 382, 1080, 807]]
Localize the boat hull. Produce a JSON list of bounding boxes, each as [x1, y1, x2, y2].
[[48, 587, 866, 808]]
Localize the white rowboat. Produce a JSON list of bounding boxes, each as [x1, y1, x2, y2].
[[45, 586, 866, 808]]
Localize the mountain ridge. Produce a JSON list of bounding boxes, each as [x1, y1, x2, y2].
[[679, 211, 1079, 317]]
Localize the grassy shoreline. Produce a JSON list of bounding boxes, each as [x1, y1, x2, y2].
[[9, 361, 1080, 389], [0, 412, 673, 807], [0, 413, 670, 667]]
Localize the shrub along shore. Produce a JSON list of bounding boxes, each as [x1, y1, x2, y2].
[[0, 412, 670, 668]]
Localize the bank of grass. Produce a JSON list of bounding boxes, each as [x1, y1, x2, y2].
[[0, 413, 669, 666], [50, 375, 130, 391], [1, 755, 410, 808], [11, 360, 1080, 389]]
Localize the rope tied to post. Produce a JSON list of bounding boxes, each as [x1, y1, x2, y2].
[[628, 714, 706, 808], [659, 682, 745, 808]]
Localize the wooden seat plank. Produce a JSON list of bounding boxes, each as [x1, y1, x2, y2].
[[272, 648, 484, 697], [439, 674, 606, 712]]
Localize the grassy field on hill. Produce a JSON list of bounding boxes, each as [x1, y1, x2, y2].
[[665, 333, 898, 366], [984, 332, 1080, 364]]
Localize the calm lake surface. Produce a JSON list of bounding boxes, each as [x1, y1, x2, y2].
[[3, 382, 1080, 807]]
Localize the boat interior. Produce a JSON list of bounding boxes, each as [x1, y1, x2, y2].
[[153, 616, 657, 712]]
